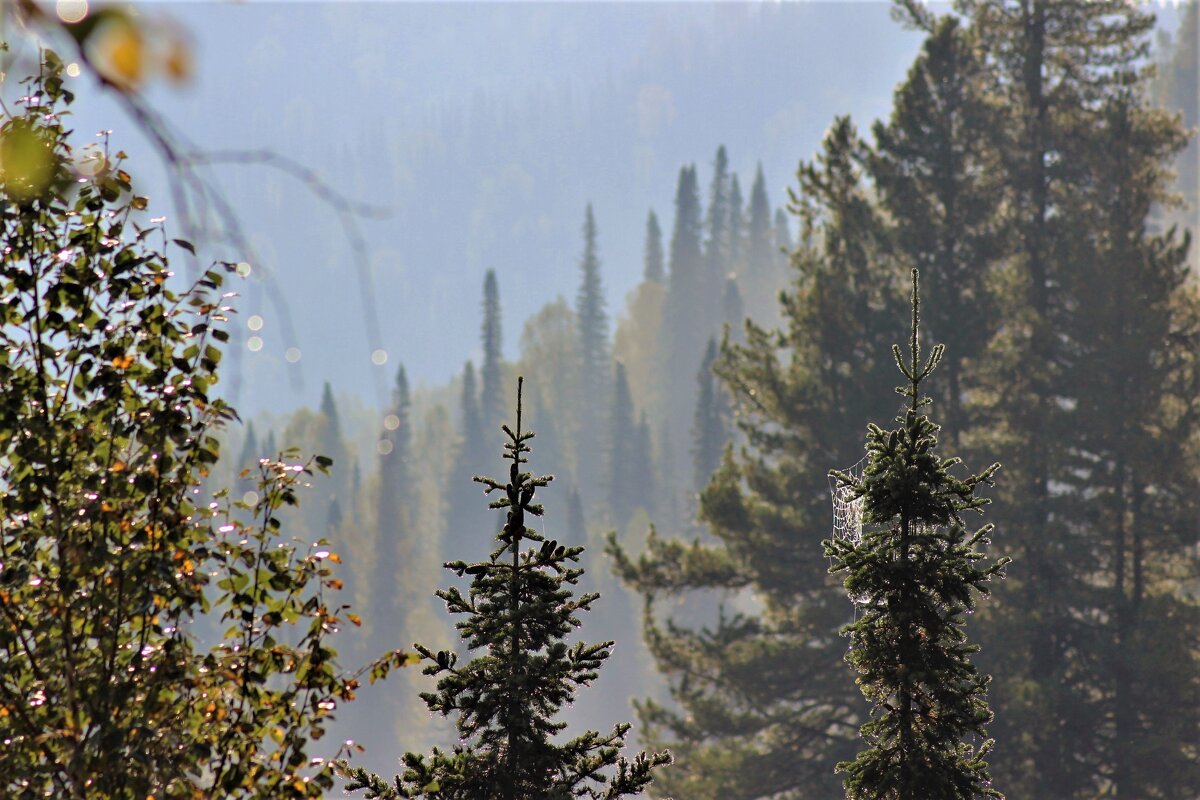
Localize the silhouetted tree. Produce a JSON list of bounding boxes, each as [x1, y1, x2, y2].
[[344, 379, 671, 799], [644, 209, 665, 283], [575, 204, 610, 499], [480, 269, 504, 431]]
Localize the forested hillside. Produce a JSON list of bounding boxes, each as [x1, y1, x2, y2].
[[2, 1, 1197, 798]]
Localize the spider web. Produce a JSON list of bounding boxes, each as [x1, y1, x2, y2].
[[829, 455, 868, 547]]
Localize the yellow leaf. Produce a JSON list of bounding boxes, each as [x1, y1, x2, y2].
[[328, 552, 342, 564], [347, 613, 361, 627], [88, 17, 145, 90], [111, 460, 126, 473]]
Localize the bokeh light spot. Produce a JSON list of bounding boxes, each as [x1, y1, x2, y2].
[[371, 349, 388, 366], [247, 336, 263, 352], [235, 262, 252, 277], [56, 0, 88, 24], [285, 347, 301, 363], [384, 414, 400, 431], [247, 315, 264, 332], [377, 439, 394, 456]]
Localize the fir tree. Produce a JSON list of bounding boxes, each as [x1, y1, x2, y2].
[[727, 173, 745, 274], [663, 164, 706, 519], [703, 146, 732, 319], [344, 379, 671, 799], [826, 270, 1006, 800], [446, 361, 490, 560], [235, 421, 260, 500], [575, 204, 610, 499], [606, 361, 638, 530], [644, 209, 665, 283], [743, 164, 781, 325], [690, 337, 727, 493], [630, 412, 656, 519], [721, 276, 744, 341], [377, 364, 413, 603], [481, 269, 505, 432], [318, 381, 350, 522]]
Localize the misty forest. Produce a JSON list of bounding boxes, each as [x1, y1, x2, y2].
[[0, 1, 1197, 799]]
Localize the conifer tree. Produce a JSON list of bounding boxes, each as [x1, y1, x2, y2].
[[867, 14, 1002, 449], [481, 269, 504, 432], [575, 204, 610, 499], [235, 420, 260, 499], [446, 362, 490, 559], [727, 173, 745, 274], [690, 337, 728, 493], [318, 380, 350, 522], [721, 277, 744, 341], [377, 364, 413, 603], [743, 164, 781, 324], [663, 164, 706, 516], [607, 362, 639, 530], [630, 412, 656, 519], [644, 210, 665, 284], [704, 146, 732, 319], [613, 119, 903, 800], [344, 379, 671, 799], [826, 270, 1006, 800], [929, 3, 1200, 795]]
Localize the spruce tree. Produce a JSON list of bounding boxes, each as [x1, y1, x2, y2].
[[575, 204, 610, 500], [703, 146, 732, 319], [690, 337, 727, 493], [727, 173, 745, 274], [344, 379, 671, 799], [644, 209, 665, 284], [481, 269, 504, 432], [743, 164, 781, 325], [318, 381, 350, 523], [446, 361, 490, 560], [630, 412, 656, 519], [235, 420, 260, 500], [607, 361, 638, 530], [377, 365, 413, 606], [826, 270, 1006, 800], [663, 164, 706, 521]]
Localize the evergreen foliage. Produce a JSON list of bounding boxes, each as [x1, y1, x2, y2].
[[826, 270, 1006, 800], [446, 362, 490, 558], [612, 121, 905, 800], [689, 337, 727, 493], [344, 379, 671, 799], [644, 210, 665, 284], [481, 269, 505, 432], [575, 204, 610, 500], [607, 362, 640, 530]]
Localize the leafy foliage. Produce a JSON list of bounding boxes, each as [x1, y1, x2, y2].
[[0, 54, 408, 799]]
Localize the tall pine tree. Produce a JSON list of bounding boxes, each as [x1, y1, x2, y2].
[[344, 379, 670, 799]]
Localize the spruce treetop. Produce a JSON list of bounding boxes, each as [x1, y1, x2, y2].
[[826, 270, 1008, 800], [346, 379, 670, 799]]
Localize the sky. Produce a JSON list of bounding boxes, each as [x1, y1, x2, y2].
[[15, 1, 1188, 415]]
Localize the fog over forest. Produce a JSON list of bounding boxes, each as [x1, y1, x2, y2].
[[0, 2, 1197, 799]]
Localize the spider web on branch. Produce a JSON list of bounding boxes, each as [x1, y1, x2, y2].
[[829, 456, 868, 547]]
